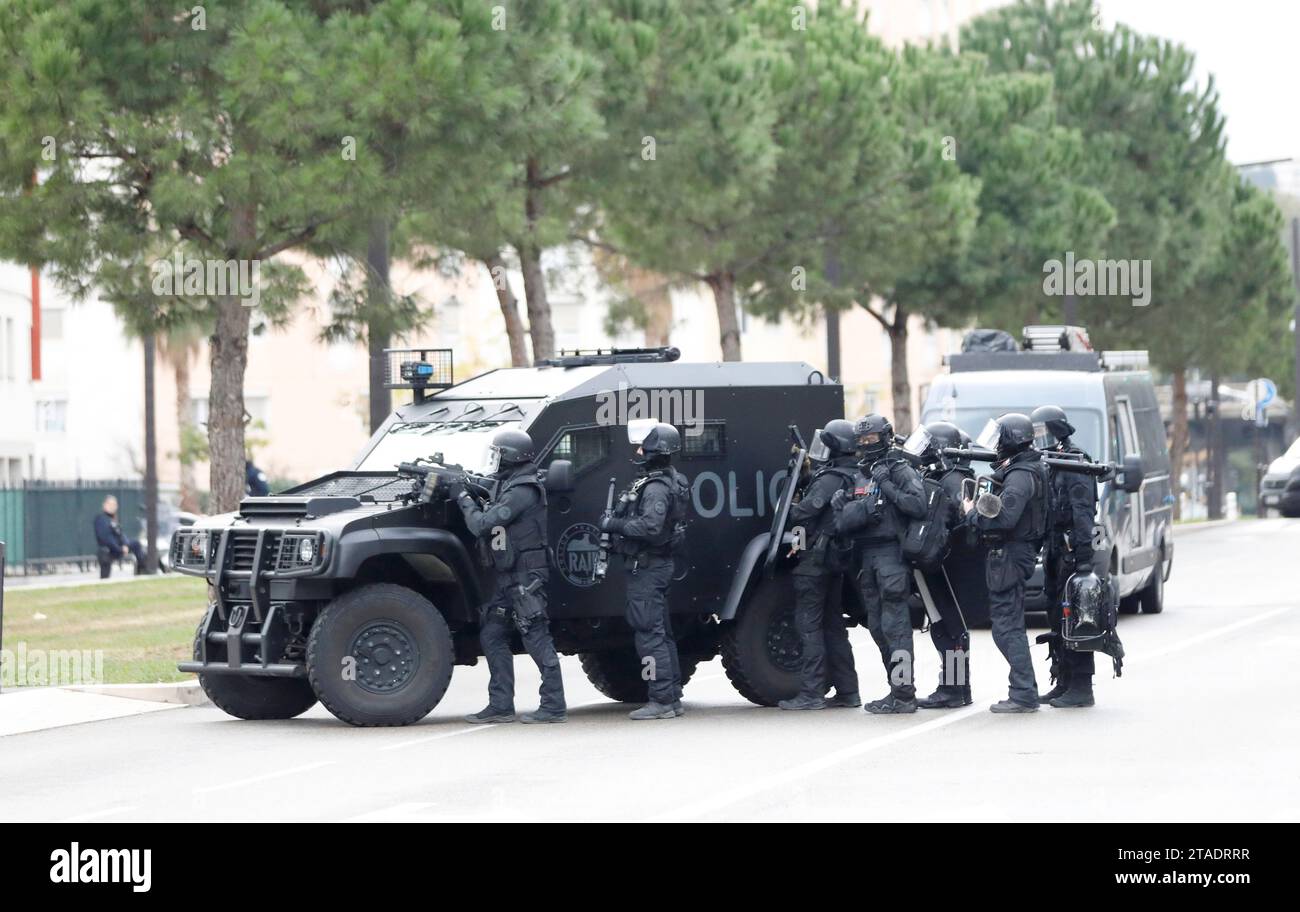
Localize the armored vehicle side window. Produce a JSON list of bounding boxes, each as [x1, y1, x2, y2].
[[547, 426, 610, 476], [680, 421, 726, 458]]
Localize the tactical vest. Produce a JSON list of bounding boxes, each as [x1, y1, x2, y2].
[[484, 467, 548, 573], [1050, 446, 1096, 532], [998, 456, 1050, 544], [619, 467, 689, 556], [806, 464, 857, 543]]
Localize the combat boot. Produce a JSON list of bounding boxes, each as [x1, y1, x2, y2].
[[824, 691, 861, 708], [864, 694, 917, 714], [1039, 671, 1070, 703], [916, 688, 970, 709], [629, 701, 678, 720], [778, 695, 827, 711], [519, 708, 568, 724], [1050, 682, 1095, 708], [465, 706, 515, 724], [989, 699, 1038, 714]]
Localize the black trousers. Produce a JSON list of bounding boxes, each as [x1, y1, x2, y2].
[[98, 541, 146, 579], [986, 541, 1039, 706], [792, 571, 859, 700], [857, 543, 914, 700], [478, 571, 566, 713], [1043, 544, 1095, 683], [624, 554, 681, 705]]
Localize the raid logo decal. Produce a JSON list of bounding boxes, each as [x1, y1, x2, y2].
[[556, 522, 602, 588]]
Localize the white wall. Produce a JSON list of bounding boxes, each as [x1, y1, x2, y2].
[[0, 262, 35, 483]]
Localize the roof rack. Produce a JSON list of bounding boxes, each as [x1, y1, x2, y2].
[[1022, 325, 1093, 352], [537, 346, 681, 368], [1100, 350, 1150, 371], [383, 348, 455, 404]]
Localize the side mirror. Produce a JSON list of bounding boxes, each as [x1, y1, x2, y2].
[[543, 459, 575, 493], [1118, 454, 1144, 494]]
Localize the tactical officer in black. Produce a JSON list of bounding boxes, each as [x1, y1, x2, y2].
[[914, 421, 976, 709], [599, 422, 691, 721], [1032, 405, 1099, 709], [458, 429, 567, 724], [969, 413, 1049, 713], [834, 414, 926, 714], [779, 420, 861, 711]]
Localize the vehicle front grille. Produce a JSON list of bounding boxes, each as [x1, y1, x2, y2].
[[225, 530, 281, 573], [1262, 478, 1286, 492]]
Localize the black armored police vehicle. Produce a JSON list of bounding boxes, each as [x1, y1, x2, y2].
[[174, 347, 845, 725]]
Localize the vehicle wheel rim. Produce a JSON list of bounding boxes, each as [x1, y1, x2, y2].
[[766, 607, 802, 673], [350, 621, 420, 694]]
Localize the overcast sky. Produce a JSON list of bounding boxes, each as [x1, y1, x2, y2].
[[1096, 0, 1296, 165]]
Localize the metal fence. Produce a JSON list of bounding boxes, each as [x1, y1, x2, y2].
[[0, 480, 144, 573]]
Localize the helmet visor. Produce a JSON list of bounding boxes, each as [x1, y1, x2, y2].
[[901, 427, 933, 458], [857, 431, 886, 450], [975, 419, 1000, 452], [808, 429, 831, 463], [1033, 421, 1058, 451], [483, 445, 502, 476], [627, 418, 657, 446]]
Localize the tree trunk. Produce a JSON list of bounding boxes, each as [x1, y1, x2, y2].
[[1169, 367, 1189, 520], [366, 218, 392, 434], [519, 156, 555, 363], [208, 295, 251, 514], [483, 253, 529, 366], [208, 202, 257, 515], [1207, 371, 1224, 521], [887, 302, 912, 436], [174, 350, 200, 514], [705, 272, 742, 361], [142, 333, 159, 573]]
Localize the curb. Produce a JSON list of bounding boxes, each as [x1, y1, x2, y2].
[[64, 680, 209, 707]]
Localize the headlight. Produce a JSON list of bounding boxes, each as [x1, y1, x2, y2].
[[297, 537, 316, 563], [189, 531, 209, 561]]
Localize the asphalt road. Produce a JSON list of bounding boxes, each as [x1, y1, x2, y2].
[[1, 519, 1296, 822]]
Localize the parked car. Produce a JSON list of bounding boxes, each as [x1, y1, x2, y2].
[[1259, 436, 1300, 518]]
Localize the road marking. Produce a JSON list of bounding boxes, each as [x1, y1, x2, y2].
[[379, 723, 497, 752], [58, 805, 137, 822], [194, 760, 335, 795], [651, 604, 1292, 822]]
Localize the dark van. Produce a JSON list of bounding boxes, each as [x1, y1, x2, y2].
[[919, 327, 1174, 618]]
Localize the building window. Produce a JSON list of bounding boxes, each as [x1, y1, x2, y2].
[[36, 399, 67, 433]]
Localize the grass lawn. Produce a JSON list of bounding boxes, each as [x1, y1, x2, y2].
[[2, 576, 207, 685]]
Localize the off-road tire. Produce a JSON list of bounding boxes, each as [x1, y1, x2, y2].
[[307, 583, 453, 727], [193, 625, 318, 720], [721, 574, 801, 706], [578, 646, 701, 703]]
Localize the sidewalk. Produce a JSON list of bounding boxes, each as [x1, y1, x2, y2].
[[3, 569, 176, 591], [0, 686, 187, 737]]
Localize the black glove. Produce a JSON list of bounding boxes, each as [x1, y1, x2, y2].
[[830, 489, 848, 510], [599, 513, 623, 533], [870, 462, 890, 484]]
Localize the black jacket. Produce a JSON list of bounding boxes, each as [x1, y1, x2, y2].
[[1048, 443, 1097, 564], [457, 463, 548, 574], [974, 449, 1048, 545], [94, 513, 125, 552], [835, 454, 925, 543], [789, 456, 858, 573]]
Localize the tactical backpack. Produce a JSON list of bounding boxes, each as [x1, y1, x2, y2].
[[901, 476, 953, 572], [1004, 459, 1052, 545]]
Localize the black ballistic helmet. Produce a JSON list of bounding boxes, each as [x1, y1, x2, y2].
[[489, 428, 535, 469], [854, 413, 893, 461], [924, 421, 963, 454], [993, 413, 1035, 459], [1030, 404, 1075, 450], [819, 419, 857, 458], [639, 422, 681, 459]]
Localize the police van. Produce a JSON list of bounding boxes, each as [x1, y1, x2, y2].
[[919, 326, 1173, 617]]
